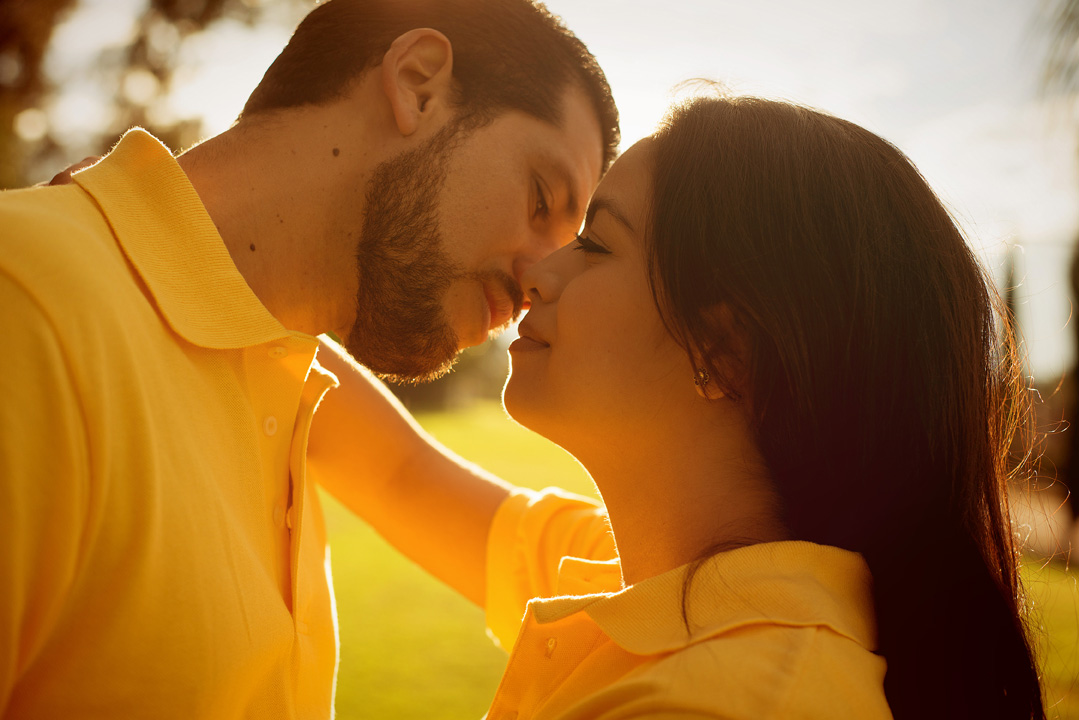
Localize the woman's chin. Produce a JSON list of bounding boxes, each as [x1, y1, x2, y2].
[[500, 378, 531, 426], [501, 377, 557, 439]]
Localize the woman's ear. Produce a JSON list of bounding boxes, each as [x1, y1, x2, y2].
[[692, 303, 750, 401], [693, 363, 725, 400], [380, 28, 454, 137]]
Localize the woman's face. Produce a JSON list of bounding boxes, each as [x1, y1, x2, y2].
[[503, 139, 699, 451]]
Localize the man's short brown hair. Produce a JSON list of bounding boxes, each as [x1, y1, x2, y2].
[[242, 0, 619, 170]]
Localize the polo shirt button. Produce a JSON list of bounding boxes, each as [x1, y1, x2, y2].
[[263, 416, 278, 436], [269, 346, 288, 359], [545, 637, 557, 658], [273, 505, 286, 527]]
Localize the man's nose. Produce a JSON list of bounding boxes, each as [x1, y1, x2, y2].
[[512, 252, 548, 289]]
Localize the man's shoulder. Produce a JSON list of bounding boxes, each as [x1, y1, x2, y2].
[[0, 183, 136, 323], [0, 181, 109, 237]]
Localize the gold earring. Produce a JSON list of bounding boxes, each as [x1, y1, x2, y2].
[[693, 368, 710, 388]]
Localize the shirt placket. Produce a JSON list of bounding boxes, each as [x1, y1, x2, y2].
[[253, 338, 314, 605], [487, 608, 605, 720], [287, 360, 338, 718]]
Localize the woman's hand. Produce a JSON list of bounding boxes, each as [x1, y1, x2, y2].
[[38, 156, 100, 187]]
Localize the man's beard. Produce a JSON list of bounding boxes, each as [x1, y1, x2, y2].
[[347, 119, 519, 384]]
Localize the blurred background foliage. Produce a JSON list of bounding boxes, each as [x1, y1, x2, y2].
[[0, 0, 296, 188], [1046, 0, 1079, 100]]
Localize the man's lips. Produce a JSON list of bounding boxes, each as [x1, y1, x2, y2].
[[483, 277, 524, 332], [484, 288, 512, 330]]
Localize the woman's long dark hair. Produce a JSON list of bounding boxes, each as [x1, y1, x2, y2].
[[649, 95, 1044, 719]]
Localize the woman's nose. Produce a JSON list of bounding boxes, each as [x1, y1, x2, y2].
[[520, 246, 571, 305]]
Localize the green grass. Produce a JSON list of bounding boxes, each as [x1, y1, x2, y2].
[[1026, 559, 1079, 719], [328, 519, 505, 719], [324, 400, 1079, 719]]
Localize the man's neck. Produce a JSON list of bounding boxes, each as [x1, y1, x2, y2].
[[176, 110, 376, 338]]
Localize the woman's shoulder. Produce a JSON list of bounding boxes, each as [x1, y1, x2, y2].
[[665, 623, 889, 718], [566, 625, 890, 720], [557, 541, 893, 720]]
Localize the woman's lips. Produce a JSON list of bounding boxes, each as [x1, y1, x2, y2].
[[510, 321, 549, 352], [509, 335, 549, 352]]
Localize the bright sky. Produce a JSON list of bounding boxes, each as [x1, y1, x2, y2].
[[46, 0, 1079, 378]]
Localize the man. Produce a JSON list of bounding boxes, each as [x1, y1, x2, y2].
[[0, 0, 618, 716]]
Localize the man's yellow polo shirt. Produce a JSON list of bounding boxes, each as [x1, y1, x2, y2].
[[485, 489, 893, 719], [0, 130, 340, 718]]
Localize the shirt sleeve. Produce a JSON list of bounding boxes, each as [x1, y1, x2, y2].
[[485, 487, 616, 649], [0, 273, 90, 710]]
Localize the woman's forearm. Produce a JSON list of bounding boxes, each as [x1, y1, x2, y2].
[[307, 336, 511, 607]]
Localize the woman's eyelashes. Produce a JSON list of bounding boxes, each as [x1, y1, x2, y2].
[[573, 233, 611, 255]]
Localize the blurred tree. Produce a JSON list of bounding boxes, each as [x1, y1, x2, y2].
[[1043, 0, 1079, 527], [1044, 0, 1079, 99], [0, 0, 77, 187], [0, 0, 297, 188]]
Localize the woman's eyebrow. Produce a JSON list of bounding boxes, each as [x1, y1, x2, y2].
[[585, 196, 636, 234]]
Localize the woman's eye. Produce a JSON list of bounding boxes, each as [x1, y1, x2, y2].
[[573, 233, 611, 255]]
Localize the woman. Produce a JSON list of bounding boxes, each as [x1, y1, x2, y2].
[[308, 93, 1045, 719]]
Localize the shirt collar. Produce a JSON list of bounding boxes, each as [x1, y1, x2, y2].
[[73, 128, 299, 350], [529, 541, 878, 657]]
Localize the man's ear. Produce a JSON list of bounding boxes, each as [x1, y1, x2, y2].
[[380, 28, 454, 137]]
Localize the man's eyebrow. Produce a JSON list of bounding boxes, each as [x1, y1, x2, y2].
[[585, 196, 636, 234]]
